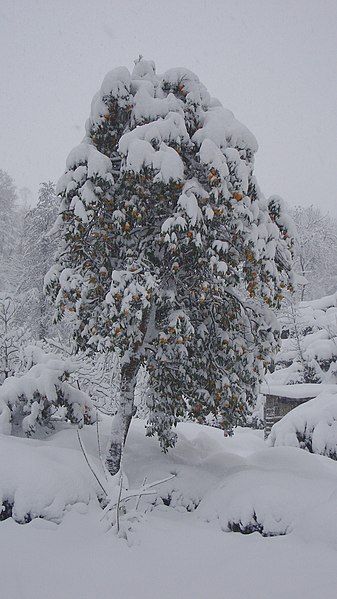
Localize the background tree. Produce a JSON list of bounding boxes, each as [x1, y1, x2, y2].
[[20, 182, 59, 338], [269, 290, 337, 385], [0, 292, 29, 383], [0, 169, 18, 291], [47, 58, 294, 474], [291, 205, 337, 301]]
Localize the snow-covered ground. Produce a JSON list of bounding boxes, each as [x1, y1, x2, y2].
[[1, 419, 337, 599]]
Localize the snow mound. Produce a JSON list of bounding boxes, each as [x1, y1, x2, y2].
[[0, 432, 99, 523], [0, 420, 261, 525], [2, 417, 337, 551], [2, 421, 337, 598], [123, 421, 244, 513], [268, 390, 337, 458], [196, 445, 337, 537]]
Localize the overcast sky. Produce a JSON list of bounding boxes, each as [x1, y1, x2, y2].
[[1, 0, 336, 214]]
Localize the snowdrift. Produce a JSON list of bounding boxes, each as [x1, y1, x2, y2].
[[2, 420, 337, 599], [1, 419, 337, 548]]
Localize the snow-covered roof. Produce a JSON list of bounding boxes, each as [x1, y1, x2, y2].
[[261, 383, 337, 400]]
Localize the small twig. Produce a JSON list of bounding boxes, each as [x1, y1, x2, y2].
[[96, 409, 101, 458], [101, 473, 176, 517], [116, 470, 123, 533], [141, 474, 176, 491], [113, 489, 158, 506], [135, 476, 147, 511], [77, 427, 107, 496]]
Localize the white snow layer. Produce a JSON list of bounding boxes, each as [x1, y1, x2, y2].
[[57, 143, 113, 195], [261, 383, 337, 399], [0, 419, 337, 599], [86, 66, 131, 132], [2, 421, 337, 598], [59, 59, 258, 192], [192, 104, 258, 153]]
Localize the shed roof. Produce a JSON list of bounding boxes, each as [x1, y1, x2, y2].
[[260, 383, 337, 400]]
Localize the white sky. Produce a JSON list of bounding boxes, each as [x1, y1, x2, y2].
[[0, 0, 336, 214]]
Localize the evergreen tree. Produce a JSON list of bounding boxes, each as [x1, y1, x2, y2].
[[0, 169, 18, 290], [47, 59, 294, 474], [20, 182, 59, 338]]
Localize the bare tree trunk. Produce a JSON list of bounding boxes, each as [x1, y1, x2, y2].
[[105, 357, 139, 476]]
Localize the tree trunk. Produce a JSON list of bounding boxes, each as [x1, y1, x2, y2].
[[105, 357, 139, 476]]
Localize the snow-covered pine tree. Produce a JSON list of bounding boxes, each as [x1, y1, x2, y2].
[[46, 58, 294, 474]]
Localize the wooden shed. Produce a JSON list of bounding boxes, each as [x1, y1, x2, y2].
[[261, 384, 336, 438]]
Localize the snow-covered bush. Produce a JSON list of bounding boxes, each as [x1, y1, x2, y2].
[[268, 390, 337, 459], [269, 290, 337, 386], [291, 205, 337, 301], [0, 346, 95, 436], [46, 57, 294, 475]]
